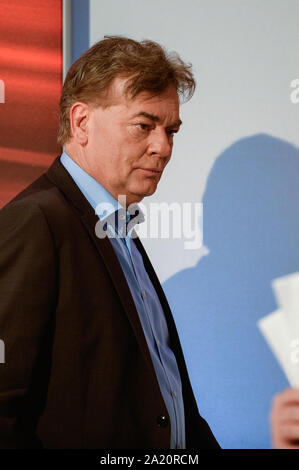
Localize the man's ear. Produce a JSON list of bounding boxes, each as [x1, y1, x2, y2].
[[69, 102, 89, 145]]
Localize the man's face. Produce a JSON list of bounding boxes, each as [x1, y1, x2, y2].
[[83, 77, 181, 207]]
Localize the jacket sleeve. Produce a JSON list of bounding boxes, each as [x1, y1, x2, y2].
[[0, 201, 57, 448]]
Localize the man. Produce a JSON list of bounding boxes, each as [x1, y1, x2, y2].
[[271, 388, 299, 448], [0, 36, 219, 449]]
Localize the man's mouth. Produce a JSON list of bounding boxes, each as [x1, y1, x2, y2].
[[138, 168, 162, 175]]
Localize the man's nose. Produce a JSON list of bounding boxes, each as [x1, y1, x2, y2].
[[147, 129, 172, 158]]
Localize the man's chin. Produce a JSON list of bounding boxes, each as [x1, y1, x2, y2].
[[139, 183, 159, 197], [127, 184, 158, 203]]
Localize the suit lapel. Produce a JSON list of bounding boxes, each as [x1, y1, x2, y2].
[[45, 157, 158, 377]]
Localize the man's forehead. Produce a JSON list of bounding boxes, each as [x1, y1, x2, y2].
[[109, 76, 131, 98], [106, 76, 180, 109]]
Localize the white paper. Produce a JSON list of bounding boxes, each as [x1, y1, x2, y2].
[[257, 272, 299, 388], [258, 309, 299, 388], [272, 272, 299, 333]]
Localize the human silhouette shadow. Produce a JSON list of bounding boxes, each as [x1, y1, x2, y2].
[[164, 134, 299, 448]]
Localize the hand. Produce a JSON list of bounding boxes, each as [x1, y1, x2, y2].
[[270, 388, 299, 448]]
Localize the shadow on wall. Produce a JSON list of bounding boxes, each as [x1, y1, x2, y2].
[[164, 134, 299, 449]]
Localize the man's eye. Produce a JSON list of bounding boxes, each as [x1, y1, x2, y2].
[[136, 123, 150, 131], [167, 129, 178, 136]]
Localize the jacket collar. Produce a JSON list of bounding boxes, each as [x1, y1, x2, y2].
[[45, 157, 190, 392], [45, 157, 158, 377]]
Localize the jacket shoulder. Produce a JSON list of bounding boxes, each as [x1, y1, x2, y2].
[[2, 167, 76, 225]]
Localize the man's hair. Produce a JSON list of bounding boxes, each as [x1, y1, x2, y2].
[[58, 36, 196, 146]]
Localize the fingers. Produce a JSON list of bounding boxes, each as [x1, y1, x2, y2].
[[272, 423, 299, 449], [270, 388, 299, 449], [280, 424, 299, 441], [272, 388, 299, 407], [275, 405, 299, 423]]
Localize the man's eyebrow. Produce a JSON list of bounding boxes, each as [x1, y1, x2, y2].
[[132, 111, 182, 127]]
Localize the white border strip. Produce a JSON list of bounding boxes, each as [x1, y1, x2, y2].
[[63, 0, 72, 82]]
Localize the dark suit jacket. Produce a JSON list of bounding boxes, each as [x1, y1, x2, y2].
[[0, 157, 219, 449]]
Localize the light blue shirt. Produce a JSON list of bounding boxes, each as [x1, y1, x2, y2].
[[60, 151, 186, 449]]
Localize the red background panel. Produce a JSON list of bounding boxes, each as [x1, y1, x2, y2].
[[0, 0, 63, 207]]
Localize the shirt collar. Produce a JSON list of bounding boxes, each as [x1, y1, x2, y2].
[[60, 151, 144, 236]]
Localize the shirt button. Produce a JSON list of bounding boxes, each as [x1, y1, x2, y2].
[[156, 415, 169, 428], [120, 214, 126, 220], [178, 443, 182, 449], [142, 290, 146, 298], [173, 390, 177, 398]]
